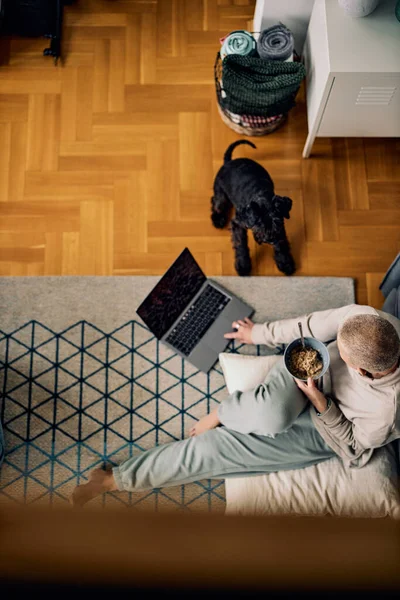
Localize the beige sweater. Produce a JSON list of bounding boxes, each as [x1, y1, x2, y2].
[[251, 304, 400, 468]]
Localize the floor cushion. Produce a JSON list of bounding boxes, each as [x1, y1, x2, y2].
[[219, 353, 400, 518]]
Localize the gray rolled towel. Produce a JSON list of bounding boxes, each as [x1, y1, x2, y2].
[[257, 24, 294, 61]]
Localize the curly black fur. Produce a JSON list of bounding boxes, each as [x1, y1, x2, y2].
[[211, 140, 296, 276]]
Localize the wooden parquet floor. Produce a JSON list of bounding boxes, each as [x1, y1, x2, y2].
[[0, 0, 399, 309]]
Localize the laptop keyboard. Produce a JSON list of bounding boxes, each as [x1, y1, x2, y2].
[[165, 285, 230, 356]]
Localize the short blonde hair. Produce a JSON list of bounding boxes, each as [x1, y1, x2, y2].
[[338, 314, 400, 372]]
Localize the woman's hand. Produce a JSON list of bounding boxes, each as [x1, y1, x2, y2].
[[295, 377, 328, 413], [223, 317, 254, 344]]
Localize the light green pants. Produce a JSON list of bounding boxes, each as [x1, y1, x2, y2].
[[113, 359, 335, 492]]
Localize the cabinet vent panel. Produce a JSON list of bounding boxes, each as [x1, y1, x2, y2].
[[356, 87, 396, 106]]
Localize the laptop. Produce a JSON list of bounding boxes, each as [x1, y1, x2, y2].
[[136, 248, 254, 373]]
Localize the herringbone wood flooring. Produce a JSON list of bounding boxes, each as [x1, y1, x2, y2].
[[0, 0, 399, 309]]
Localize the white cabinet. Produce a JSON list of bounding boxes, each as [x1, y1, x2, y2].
[[302, 0, 400, 157]]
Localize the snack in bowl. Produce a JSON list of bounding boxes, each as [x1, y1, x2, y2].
[[288, 345, 323, 380], [283, 336, 330, 381]]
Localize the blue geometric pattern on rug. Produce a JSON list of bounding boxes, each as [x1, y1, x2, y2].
[[0, 319, 263, 512]]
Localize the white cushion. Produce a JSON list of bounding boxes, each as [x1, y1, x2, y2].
[[219, 353, 281, 395], [219, 352, 400, 519]]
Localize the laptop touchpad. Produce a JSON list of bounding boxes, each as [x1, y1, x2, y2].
[[203, 321, 231, 352]]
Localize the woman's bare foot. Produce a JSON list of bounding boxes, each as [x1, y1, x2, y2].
[[70, 467, 118, 507], [189, 409, 221, 437]]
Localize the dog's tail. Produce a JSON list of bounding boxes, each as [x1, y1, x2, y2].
[[223, 140, 256, 164]]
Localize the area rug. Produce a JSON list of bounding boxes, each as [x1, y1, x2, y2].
[[0, 276, 355, 512]]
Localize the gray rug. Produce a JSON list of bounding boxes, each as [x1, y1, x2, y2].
[[0, 276, 355, 512]]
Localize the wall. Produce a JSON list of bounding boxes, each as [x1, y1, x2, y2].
[[253, 0, 315, 56]]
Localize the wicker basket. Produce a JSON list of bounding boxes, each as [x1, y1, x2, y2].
[[214, 52, 287, 136], [217, 103, 286, 136]]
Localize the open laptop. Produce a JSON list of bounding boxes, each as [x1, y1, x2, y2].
[[136, 248, 254, 373]]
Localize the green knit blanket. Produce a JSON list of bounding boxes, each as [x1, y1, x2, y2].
[[220, 55, 306, 116]]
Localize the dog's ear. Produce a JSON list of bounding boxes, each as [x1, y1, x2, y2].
[[273, 195, 292, 219], [236, 202, 263, 228]]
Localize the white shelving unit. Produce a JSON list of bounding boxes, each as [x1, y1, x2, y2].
[[302, 0, 400, 158]]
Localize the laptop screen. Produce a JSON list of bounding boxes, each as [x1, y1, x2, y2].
[[136, 248, 206, 339]]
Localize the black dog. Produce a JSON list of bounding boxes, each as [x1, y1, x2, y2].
[[211, 140, 296, 276]]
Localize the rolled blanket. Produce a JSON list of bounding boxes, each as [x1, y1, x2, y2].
[[220, 54, 306, 117], [220, 30, 257, 60], [241, 114, 283, 127], [224, 109, 283, 128], [257, 24, 294, 62]]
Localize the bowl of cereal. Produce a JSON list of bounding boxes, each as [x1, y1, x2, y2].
[[284, 337, 330, 381]]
